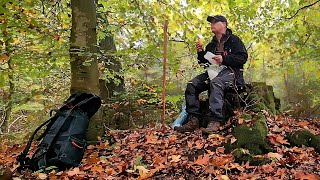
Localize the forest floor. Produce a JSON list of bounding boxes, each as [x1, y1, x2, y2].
[[1, 112, 320, 180]]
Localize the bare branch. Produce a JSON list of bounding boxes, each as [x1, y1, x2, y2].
[[285, 0, 320, 20]]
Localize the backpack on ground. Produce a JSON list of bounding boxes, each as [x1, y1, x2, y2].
[[17, 92, 101, 171]]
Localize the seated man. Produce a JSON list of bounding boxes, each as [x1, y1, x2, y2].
[[175, 15, 248, 133]]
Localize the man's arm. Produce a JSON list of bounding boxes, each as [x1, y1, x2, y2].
[[222, 36, 248, 67], [197, 43, 213, 64], [197, 50, 207, 64]]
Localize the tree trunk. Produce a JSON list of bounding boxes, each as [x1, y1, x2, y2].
[[70, 0, 102, 141], [96, 3, 124, 101], [1, 28, 13, 133]]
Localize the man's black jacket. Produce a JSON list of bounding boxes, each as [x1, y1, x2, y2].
[[197, 28, 248, 87]]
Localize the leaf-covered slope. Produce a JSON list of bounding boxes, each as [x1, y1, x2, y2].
[[1, 113, 320, 179]]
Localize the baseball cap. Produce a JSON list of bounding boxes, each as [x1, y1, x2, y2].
[[207, 15, 228, 25]]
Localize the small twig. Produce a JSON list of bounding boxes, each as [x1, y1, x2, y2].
[[307, 105, 320, 117], [0, 109, 6, 134], [7, 115, 26, 133], [284, 0, 320, 20]]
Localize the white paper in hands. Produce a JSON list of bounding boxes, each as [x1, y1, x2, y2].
[[204, 51, 220, 80], [204, 51, 218, 65]]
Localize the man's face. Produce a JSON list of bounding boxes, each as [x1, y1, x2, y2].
[[211, 21, 226, 34]]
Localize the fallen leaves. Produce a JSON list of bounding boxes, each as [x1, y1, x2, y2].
[[268, 134, 290, 145], [296, 121, 310, 127], [0, 114, 319, 179], [194, 154, 210, 165], [267, 152, 283, 161], [169, 155, 181, 163], [66, 167, 85, 176]]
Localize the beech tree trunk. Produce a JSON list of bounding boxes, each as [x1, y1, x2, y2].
[[70, 0, 102, 141]]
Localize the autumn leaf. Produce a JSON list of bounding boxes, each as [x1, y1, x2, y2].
[[261, 164, 275, 173], [112, 103, 121, 109], [66, 167, 85, 176], [296, 121, 309, 127], [216, 147, 225, 153], [208, 133, 220, 139], [169, 155, 181, 163], [86, 152, 100, 165], [154, 163, 166, 170], [220, 175, 230, 180], [129, 142, 139, 150], [137, 169, 157, 180], [91, 165, 104, 172], [211, 155, 233, 167], [229, 163, 245, 171], [267, 152, 283, 161], [146, 134, 158, 144], [168, 135, 176, 144], [0, 54, 9, 63], [136, 165, 149, 176], [295, 170, 320, 180], [269, 134, 290, 145], [105, 168, 117, 175], [275, 135, 290, 145], [195, 141, 204, 149], [37, 173, 47, 180], [230, 137, 237, 144], [53, 34, 60, 41], [194, 154, 210, 165]]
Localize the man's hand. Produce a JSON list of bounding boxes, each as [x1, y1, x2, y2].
[[213, 55, 223, 64], [196, 40, 204, 52]]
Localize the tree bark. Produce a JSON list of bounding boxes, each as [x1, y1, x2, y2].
[[96, 2, 124, 101], [1, 28, 13, 133], [70, 0, 102, 141]]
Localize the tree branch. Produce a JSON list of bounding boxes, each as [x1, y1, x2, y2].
[[285, 0, 320, 20]]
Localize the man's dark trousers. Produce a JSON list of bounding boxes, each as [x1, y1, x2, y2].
[[185, 67, 235, 121]]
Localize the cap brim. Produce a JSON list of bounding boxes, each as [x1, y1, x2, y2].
[[207, 16, 214, 23]]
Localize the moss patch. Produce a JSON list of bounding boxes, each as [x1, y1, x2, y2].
[[287, 130, 320, 153], [224, 113, 272, 165], [247, 82, 280, 115]]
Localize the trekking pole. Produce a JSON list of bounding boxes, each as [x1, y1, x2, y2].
[[161, 19, 169, 126]]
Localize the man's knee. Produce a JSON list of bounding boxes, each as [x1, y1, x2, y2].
[[210, 78, 224, 90]]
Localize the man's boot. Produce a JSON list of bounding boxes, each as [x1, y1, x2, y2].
[[202, 121, 221, 134], [174, 116, 199, 133]]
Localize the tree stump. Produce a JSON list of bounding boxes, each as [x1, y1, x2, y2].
[[197, 82, 281, 165], [287, 130, 320, 153]]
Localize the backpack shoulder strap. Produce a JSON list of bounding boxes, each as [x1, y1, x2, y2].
[[16, 117, 53, 168]]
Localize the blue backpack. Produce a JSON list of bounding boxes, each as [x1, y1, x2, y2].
[[17, 92, 101, 170]]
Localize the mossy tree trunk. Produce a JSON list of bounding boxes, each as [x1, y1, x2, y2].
[[70, 0, 102, 141], [1, 27, 13, 134]]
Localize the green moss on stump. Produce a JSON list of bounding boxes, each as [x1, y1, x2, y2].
[[235, 154, 271, 166], [239, 113, 252, 120], [224, 114, 272, 165], [287, 130, 320, 153], [233, 113, 268, 154], [248, 82, 279, 115]]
